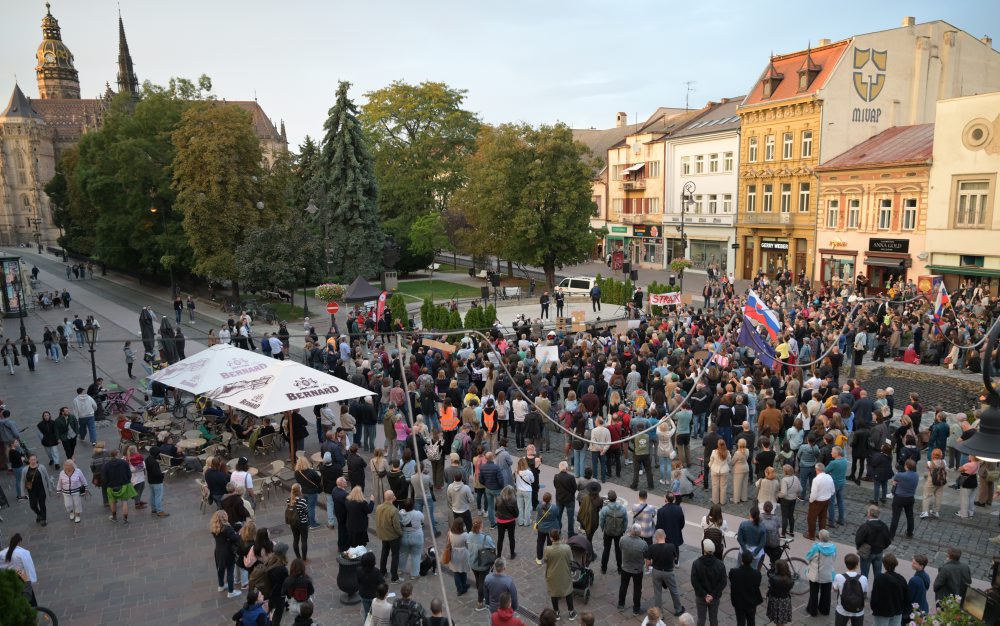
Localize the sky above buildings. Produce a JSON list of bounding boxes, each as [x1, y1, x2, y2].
[[2, 0, 998, 149]]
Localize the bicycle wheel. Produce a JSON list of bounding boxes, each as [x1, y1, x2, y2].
[[35, 606, 58, 625], [722, 547, 741, 567], [172, 401, 188, 420], [785, 557, 810, 595]]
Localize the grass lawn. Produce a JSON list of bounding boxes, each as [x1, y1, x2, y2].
[[394, 279, 482, 302], [271, 301, 306, 321]]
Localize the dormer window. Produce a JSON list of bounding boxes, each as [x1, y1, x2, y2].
[[797, 46, 822, 92], [761, 58, 783, 99]]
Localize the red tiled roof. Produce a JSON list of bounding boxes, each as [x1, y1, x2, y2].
[[218, 100, 281, 140], [742, 40, 850, 107], [817, 124, 934, 170]]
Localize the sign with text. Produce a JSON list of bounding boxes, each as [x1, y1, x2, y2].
[[869, 238, 909, 254], [649, 292, 682, 307], [759, 241, 789, 251], [632, 224, 661, 239]]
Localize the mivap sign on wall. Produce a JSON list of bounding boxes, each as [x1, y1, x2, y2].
[[852, 47, 887, 123]]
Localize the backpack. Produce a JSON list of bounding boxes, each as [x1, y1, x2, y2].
[[390, 598, 424, 626], [284, 500, 298, 526], [604, 506, 626, 537], [931, 464, 948, 487], [248, 558, 279, 599], [840, 573, 866, 613], [473, 535, 497, 571], [425, 440, 441, 462], [762, 517, 780, 549]]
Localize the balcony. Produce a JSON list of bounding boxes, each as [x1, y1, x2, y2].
[[743, 212, 791, 225], [621, 179, 646, 191], [619, 213, 650, 224]]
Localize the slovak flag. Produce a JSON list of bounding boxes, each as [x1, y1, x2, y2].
[[931, 283, 950, 334], [744, 290, 781, 341]]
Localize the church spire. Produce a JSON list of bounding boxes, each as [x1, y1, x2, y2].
[[36, 2, 81, 99], [116, 11, 139, 98]]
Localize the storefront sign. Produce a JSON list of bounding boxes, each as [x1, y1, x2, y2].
[[632, 225, 661, 239], [759, 241, 789, 251], [829, 239, 848, 249], [869, 238, 909, 254], [610, 226, 628, 234], [649, 292, 682, 307]]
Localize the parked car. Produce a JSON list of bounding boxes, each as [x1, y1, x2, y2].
[[555, 276, 597, 296]]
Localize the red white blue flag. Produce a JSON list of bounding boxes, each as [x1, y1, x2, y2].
[[743, 290, 781, 341], [931, 283, 950, 334]]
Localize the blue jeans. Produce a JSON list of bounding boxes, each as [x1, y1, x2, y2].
[[415, 496, 437, 534], [216, 562, 235, 592], [48, 344, 60, 361], [872, 615, 901, 626], [361, 599, 373, 621], [80, 415, 97, 443], [13, 467, 25, 498], [828, 485, 845, 524], [573, 449, 586, 477], [400, 531, 423, 578], [860, 551, 883, 579], [591, 451, 607, 482], [845, 414, 855, 433], [362, 424, 377, 452], [74, 330, 85, 347], [426, 412, 440, 433], [454, 571, 469, 594], [150, 483, 164, 513], [718, 426, 733, 450], [516, 491, 532, 525], [485, 488, 500, 527], [658, 456, 670, 482], [304, 492, 318, 527], [874, 480, 889, 502], [175, 310, 182, 324], [692, 413, 706, 438], [799, 465, 816, 498], [326, 493, 336, 526], [562, 499, 576, 537]]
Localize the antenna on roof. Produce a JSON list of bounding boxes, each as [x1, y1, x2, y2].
[[253, 89, 258, 102], [684, 81, 697, 111]]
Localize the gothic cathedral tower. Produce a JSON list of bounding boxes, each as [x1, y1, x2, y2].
[[35, 2, 81, 99], [116, 12, 139, 98]]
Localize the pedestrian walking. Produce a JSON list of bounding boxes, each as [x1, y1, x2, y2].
[[56, 459, 86, 523], [37, 411, 60, 467], [123, 341, 135, 379], [285, 483, 310, 561], [22, 453, 52, 526], [54, 406, 78, 461]]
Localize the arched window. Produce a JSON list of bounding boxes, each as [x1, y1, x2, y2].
[[14, 151, 27, 185]]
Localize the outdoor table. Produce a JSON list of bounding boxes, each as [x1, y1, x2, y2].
[[336, 554, 362, 605], [183, 429, 202, 440], [147, 418, 171, 429], [310, 452, 322, 466], [178, 438, 206, 451]]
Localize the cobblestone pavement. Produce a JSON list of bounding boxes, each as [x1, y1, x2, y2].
[[1, 251, 996, 625]]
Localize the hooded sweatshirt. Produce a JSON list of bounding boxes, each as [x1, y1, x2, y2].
[[805, 541, 837, 583], [491, 607, 525, 626]]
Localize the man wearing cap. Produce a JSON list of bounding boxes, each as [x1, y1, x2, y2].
[[691, 538, 727, 626]]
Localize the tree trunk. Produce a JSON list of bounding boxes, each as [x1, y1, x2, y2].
[[506, 260, 513, 278], [543, 263, 556, 291], [232, 280, 241, 301]]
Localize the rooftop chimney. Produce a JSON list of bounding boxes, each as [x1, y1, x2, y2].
[[902, 16, 915, 27], [616, 112, 628, 128], [817, 38, 831, 46], [983, 35, 994, 47]]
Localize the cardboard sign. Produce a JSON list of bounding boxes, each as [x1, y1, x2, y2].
[[649, 292, 682, 306], [536, 345, 559, 366], [571, 310, 586, 332], [422, 338, 456, 354]]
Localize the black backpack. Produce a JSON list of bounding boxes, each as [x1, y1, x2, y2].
[[390, 599, 424, 626], [840, 573, 866, 613]]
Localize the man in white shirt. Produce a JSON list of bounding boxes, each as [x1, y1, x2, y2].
[[268, 334, 284, 360], [511, 395, 529, 450], [832, 552, 868, 625], [589, 417, 611, 482], [217, 324, 231, 345], [806, 462, 835, 540]]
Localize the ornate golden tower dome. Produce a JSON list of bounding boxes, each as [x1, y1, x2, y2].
[[35, 2, 80, 99]]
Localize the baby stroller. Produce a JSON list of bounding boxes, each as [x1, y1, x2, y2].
[[567, 534, 594, 604]]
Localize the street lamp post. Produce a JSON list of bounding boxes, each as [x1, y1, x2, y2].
[[300, 267, 310, 317], [305, 195, 331, 278], [150, 206, 176, 299], [679, 181, 696, 293], [14, 259, 27, 340], [84, 319, 98, 386]]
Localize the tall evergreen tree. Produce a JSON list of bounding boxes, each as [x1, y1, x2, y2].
[[320, 81, 384, 281]]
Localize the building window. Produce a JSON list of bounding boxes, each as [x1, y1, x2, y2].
[[724, 151, 734, 172], [826, 199, 839, 228], [955, 179, 990, 227], [15, 151, 27, 185], [695, 155, 704, 174], [681, 157, 690, 175], [709, 154, 719, 173], [612, 165, 623, 181], [763, 184, 773, 212], [746, 185, 756, 212], [748, 138, 758, 162], [798, 182, 810, 212], [591, 195, 602, 216], [723, 194, 733, 213], [847, 198, 860, 228], [648, 197, 660, 213], [960, 255, 985, 267], [708, 194, 718, 214], [612, 198, 624, 214], [646, 161, 661, 178], [782, 132, 793, 159], [878, 198, 893, 230], [764, 135, 775, 161], [693, 194, 704, 214], [779, 183, 791, 213], [690, 240, 728, 273], [902, 197, 917, 230], [801, 130, 813, 158]]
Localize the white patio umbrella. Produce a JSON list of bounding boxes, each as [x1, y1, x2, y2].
[[148, 344, 279, 395], [200, 359, 374, 417]]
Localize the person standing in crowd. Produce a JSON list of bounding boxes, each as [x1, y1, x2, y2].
[[855, 505, 890, 579], [906, 554, 931, 623], [72, 386, 98, 444], [448, 471, 475, 532], [447, 517, 472, 596], [484, 558, 518, 614], [833, 553, 868, 626], [728, 549, 763, 626], [870, 553, 909, 625], [921, 448, 947, 519], [932, 547, 971, 608], [708, 440, 731, 506], [210, 510, 242, 599], [375, 490, 402, 584], [468, 516, 497, 612], [766, 559, 794, 626], [888, 459, 918, 539], [543, 530, 577, 622], [805, 462, 834, 540], [618, 524, 647, 616], [690, 538, 727, 626], [777, 464, 801, 538], [8, 438, 28, 501], [599, 490, 627, 574], [645, 529, 685, 618], [0, 534, 37, 605], [285, 483, 310, 561], [805, 529, 836, 617], [553, 461, 577, 538]]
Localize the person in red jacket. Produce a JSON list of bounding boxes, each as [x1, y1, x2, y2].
[[491, 592, 525, 626]]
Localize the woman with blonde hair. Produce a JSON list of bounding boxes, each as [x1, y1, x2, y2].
[[514, 457, 534, 526], [56, 459, 86, 523], [370, 448, 389, 504], [236, 520, 257, 590], [286, 483, 310, 560], [209, 509, 242, 598], [708, 439, 732, 505], [656, 418, 676, 485], [755, 465, 780, 512], [294, 454, 322, 529], [345, 485, 375, 547]]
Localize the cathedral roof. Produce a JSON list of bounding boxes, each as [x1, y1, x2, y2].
[[1, 84, 43, 120], [221, 100, 282, 141]]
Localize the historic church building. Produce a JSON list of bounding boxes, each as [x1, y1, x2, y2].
[[0, 4, 287, 247]]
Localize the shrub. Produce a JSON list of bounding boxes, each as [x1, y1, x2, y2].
[[388, 294, 407, 327], [0, 570, 34, 626], [314, 283, 346, 302], [484, 304, 497, 325], [908, 594, 986, 625], [465, 306, 484, 329]]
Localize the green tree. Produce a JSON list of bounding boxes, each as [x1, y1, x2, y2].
[[319, 81, 384, 281], [0, 570, 34, 626], [384, 215, 434, 276], [172, 103, 277, 293], [45, 145, 98, 255], [293, 135, 323, 212], [464, 305, 483, 329], [360, 81, 480, 220], [388, 293, 408, 327], [235, 213, 324, 295], [454, 123, 599, 288]]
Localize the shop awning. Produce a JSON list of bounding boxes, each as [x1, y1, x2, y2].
[[605, 235, 626, 242], [927, 265, 1000, 278], [864, 256, 911, 268], [623, 163, 645, 173]]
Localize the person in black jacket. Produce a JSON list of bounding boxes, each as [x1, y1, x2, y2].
[[331, 477, 350, 552], [854, 504, 891, 579], [691, 538, 727, 626], [144, 446, 169, 517], [357, 551, 385, 619], [345, 444, 366, 490], [728, 550, 764, 626], [655, 493, 685, 549], [870, 553, 909, 623], [36, 411, 60, 466], [101, 449, 137, 523], [210, 509, 243, 598], [553, 462, 577, 538], [264, 543, 290, 625]]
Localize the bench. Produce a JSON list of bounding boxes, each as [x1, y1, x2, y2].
[[502, 286, 522, 299], [427, 263, 441, 271], [476, 270, 489, 280]]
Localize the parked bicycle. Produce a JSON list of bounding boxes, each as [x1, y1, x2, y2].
[[723, 539, 809, 595], [33, 606, 57, 625]]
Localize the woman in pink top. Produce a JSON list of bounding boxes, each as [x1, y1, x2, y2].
[[958, 455, 980, 518], [393, 413, 411, 462]]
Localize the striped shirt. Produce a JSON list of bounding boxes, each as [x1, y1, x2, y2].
[[632, 501, 658, 539]]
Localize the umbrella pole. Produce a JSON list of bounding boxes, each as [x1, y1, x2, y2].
[[285, 410, 295, 466]]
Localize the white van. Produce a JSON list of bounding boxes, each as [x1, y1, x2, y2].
[[555, 276, 597, 296]]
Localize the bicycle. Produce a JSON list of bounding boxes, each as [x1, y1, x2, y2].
[[34, 606, 58, 625], [172, 391, 209, 422], [723, 539, 809, 595]]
